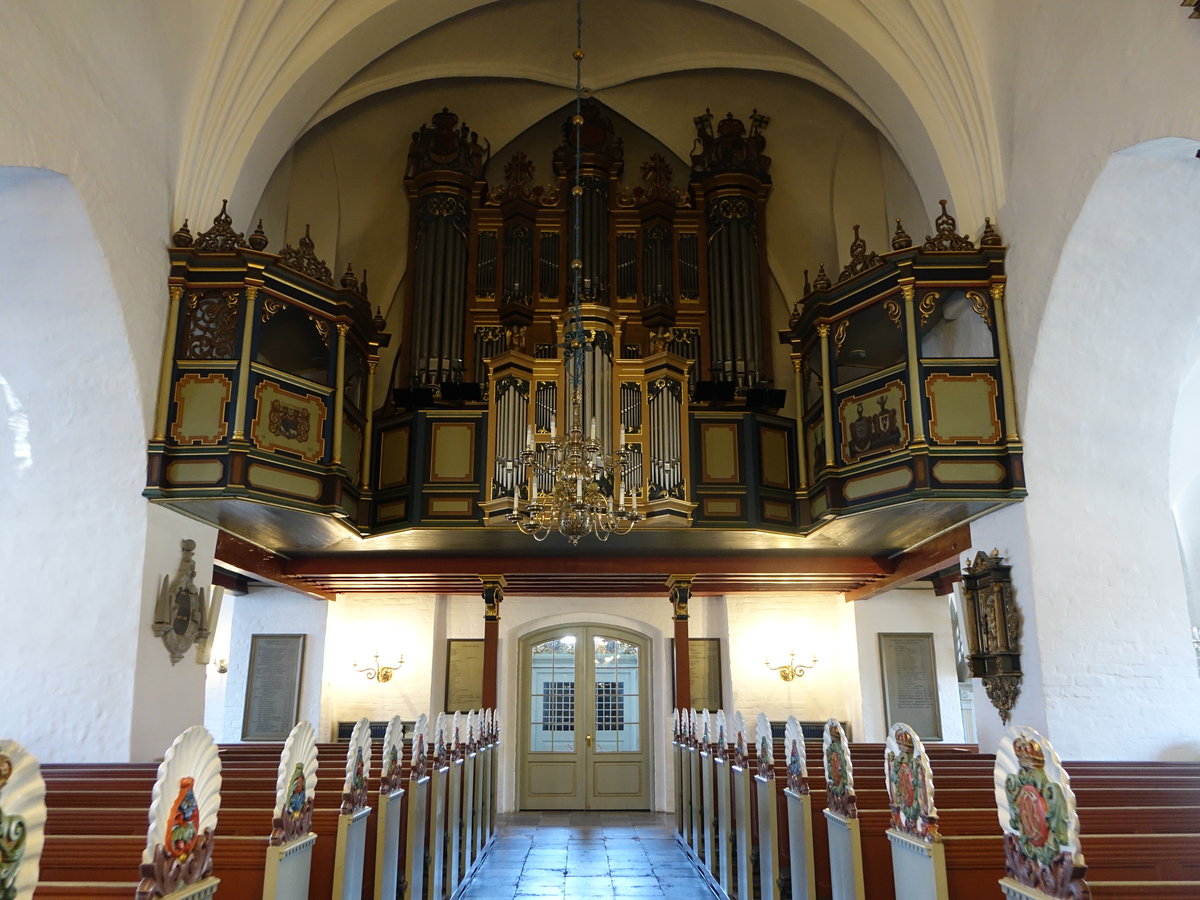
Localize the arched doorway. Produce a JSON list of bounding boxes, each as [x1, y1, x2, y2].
[[517, 623, 652, 810]]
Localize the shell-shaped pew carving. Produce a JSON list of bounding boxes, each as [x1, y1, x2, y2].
[[699, 709, 712, 746], [994, 726, 1085, 898], [434, 713, 448, 765], [452, 711, 463, 757], [823, 718, 857, 818], [271, 721, 317, 846], [380, 716, 405, 794], [341, 718, 372, 814], [0, 739, 47, 900], [413, 712, 428, 748], [410, 714, 429, 780], [885, 722, 939, 841], [732, 711, 748, 767], [714, 710, 727, 759], [784, 716, 809, 795], [138, 726, 222, 899], [756, 713, 774, 777]]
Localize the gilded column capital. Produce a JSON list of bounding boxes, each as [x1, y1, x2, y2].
[[816, 323, 830, 339], [168, 284, 184, 303], [666, 574, 694, 619], [990, 282, 1006, 303], [480, 574, 507, 620], [900, 283, 916, 303], [244, 285, 259, 303], [335, 322, 351, 337]]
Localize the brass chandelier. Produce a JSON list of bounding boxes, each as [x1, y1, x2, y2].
[[506, 0, 642, 545]]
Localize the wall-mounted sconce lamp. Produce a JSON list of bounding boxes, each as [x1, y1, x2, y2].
[[211, 658, 229, 675], [355, 653, 404, 683], [764, 652, 818, 682]]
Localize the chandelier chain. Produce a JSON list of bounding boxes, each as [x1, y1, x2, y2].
[[504, 0, 643, 545]]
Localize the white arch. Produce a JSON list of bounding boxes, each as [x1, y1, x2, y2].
[[1017, 137, 1200, 760], [175, 0, 1002, 230], [1169, 331, 1200, 628], [0, 168, 150, 761]]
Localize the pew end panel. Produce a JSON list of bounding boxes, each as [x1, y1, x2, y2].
[[824, 809, 867, 900], [784, 788, 817, 900], [887, 829, 948, 900], [263, 832, 317, 899]]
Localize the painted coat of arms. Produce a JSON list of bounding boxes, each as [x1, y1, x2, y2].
[[995, 727, 1086, 898]]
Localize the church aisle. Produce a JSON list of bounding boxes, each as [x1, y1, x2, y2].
[[460, 810, 715, 899]]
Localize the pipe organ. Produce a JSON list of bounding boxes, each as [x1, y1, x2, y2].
[[145, 101, 1025, 547]]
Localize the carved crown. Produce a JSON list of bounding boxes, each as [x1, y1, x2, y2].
[[894, 727, 914, 754], [407, 107, 490, 179], [1014, 736, 1045, 770], [690, 108, 771, 178]]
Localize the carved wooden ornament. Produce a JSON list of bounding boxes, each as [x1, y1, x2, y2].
[[271, 721, 317, 846], [137, 726, 222, 900], [153, 539, 213, 665], [823, 718, 857, 818], [885, 722, 939, 842], [340, 719, 372, 814], [994, 726, 1086, 898], [0, 740, 47, 900], [784, 716, 809, 795], [961, 549, 1023, 724]]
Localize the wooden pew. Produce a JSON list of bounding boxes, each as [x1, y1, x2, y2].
[[36, 727, 226, 900]]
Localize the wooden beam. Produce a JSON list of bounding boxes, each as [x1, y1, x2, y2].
[[842, 524, 971, 603], [215, 531, 336, 602], [211, 566, 249, 595], [282, 553, 889, 579]]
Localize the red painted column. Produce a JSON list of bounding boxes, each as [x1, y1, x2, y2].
[[668, 575, 694, 711], [479, 575, 506, 710]]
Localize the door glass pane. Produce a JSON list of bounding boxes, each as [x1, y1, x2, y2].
[[529, 636, 576, 752], [593, 636, 640, 752]]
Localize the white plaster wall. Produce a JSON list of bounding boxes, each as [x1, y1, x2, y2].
[[0, 6, 222, 762], [203, 593, 238, 738], [130, 503, 218, 761], [1170, 345, 1200, 626], [0, 168, 162, 762], [1009, 143, 1200, 761], [220, 587, 329, 743], [851, 587, 966, 745], [723, 593, 860, 733], [321, 593, 439, 740]]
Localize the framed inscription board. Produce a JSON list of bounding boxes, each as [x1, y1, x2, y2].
[[445, 639, 485, 712], [878, 632, 942, 740], [242, 634, 305, 741], [672, 638, 723, 712]]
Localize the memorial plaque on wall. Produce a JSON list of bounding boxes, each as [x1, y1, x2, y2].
[[878, 632, 942, 740], [242, 634, 305, 741], [445, 639, 485, 712]]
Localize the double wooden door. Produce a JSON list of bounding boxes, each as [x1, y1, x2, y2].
[[518, 623, 651, 810]]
